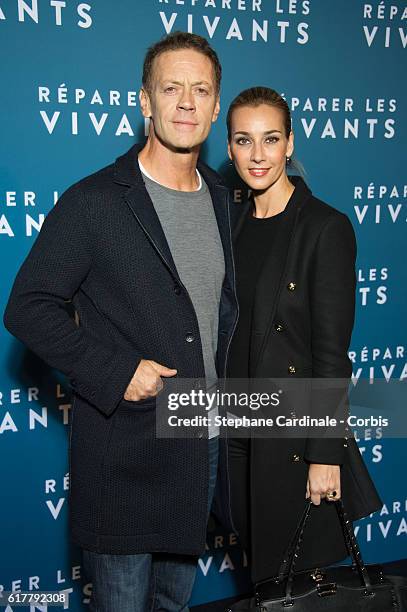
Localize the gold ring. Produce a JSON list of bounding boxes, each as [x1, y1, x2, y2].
[[326, 490, 337, 499]]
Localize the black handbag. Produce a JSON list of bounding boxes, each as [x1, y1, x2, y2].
[[226, 498, 407, 611]]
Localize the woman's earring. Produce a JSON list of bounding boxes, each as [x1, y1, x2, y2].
[[286, 156, 291, 165]]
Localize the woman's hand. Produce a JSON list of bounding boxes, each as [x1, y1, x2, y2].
[[306, 463, 341, 505]]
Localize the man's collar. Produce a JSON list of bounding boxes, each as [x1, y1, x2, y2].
[[113, 142, 226, 189]]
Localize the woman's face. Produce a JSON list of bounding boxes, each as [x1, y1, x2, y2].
[[228, 104, 294, 191]]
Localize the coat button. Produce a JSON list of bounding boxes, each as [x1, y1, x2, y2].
[[275, 323, 284, 332], [174, 285, 181, 295], [185, 334, 195, 343], [287, 282, 296, 291], [288, 365, 296, 374], [292, 454, 300, 462]]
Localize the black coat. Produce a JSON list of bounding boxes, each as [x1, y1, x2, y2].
[[231, 176, 382, 583], [3, 143, 238, 556]]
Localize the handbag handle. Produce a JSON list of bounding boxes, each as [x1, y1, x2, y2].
[[274, 500, 312, 582], [275, 499, 356, 582], [271, 498, 373, 605], [335, 499, 373, 590]]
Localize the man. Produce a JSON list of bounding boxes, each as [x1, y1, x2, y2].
[[3, 32, 238, 611]]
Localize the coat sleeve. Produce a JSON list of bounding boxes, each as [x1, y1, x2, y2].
[[304, 212, 357, 465], [3, 183, 142, 417]]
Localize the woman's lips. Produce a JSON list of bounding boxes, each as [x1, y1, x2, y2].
[[248, 168, 270, 177]]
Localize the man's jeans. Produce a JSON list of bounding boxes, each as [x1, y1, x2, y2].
[[83, 436, 219, 612]]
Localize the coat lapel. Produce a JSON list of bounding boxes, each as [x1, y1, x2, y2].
[[198, 160, 233, 284], [112, 143, 234, 287], [249, 177, 312, 375], [113, 143, 181, 282], [232, 199, 252, 242], [125, 183, 182, 282]]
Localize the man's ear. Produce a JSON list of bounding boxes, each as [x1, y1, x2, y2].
[[139, 88, 152, 119], [212, 96, 221, 123]]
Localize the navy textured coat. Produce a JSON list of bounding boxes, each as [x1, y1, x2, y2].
[[3, 143, 238, 556]]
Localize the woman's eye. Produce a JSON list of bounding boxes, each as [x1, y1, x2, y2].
[[236, 138, 250, 145], [265, 137, 279, 143]]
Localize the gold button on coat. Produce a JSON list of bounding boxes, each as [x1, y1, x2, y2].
[[292, 454, 300, 462], [288, 365, 296, 374], [287, 282, 296, 291], [275, 323, 284, 332]]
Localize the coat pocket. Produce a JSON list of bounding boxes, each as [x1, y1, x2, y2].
[[112, 397, 156, 432], [97, 424, 161, 535]]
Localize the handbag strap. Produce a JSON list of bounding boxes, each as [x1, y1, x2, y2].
[[276, 501, 357, 582], [335, 499, 373, 591], [274, 500, 312, 582], [272, 499, 373, 605]]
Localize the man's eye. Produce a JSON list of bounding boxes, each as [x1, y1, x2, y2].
[[164, 87, 176, 93], [196, 88, 209, 95]]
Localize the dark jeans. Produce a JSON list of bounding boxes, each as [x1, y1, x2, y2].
[[83, 436, 219, 612]]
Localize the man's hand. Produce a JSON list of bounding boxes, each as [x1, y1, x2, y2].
[[123, 359, 177, 401], [305, 463, 341, 505]]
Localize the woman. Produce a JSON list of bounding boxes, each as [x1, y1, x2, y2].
[[225, 87, 382, 585]]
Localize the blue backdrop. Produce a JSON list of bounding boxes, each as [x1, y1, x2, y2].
[[1, 0, 406, 608]]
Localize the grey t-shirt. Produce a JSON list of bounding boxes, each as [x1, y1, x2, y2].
[[140, 166, 225, 391]]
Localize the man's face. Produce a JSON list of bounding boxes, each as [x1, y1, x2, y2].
[[140, 49, 220, 151]]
